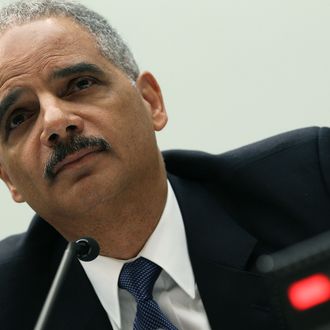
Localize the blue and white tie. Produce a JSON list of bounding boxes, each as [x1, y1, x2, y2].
[[118, 257, 179, 330]]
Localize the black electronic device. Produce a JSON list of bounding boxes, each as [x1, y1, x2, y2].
[[257, 231, 330, 330]]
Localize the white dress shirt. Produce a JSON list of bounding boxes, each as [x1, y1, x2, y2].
[[80, 181, 211, 330]]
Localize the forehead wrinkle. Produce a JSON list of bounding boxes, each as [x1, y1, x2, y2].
[[0, 51, 77, 91], [0, 30, 81, 90], [0, 18, 105, 91], [0, 54, 33, 89]]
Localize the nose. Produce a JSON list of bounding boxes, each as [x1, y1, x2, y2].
[[40, 99, 84, 147]]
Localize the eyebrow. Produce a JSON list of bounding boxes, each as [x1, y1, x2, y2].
[[0, 88, 24, 125], [51, 62, 106, 80], [0, 63, 106, 127]]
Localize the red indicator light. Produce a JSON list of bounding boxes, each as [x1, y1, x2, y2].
[[288, 273, 330, 311]]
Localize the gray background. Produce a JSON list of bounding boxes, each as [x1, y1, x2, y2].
[[0, 0, 329, 239]]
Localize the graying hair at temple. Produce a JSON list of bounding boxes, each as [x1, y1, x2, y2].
[[0, 0, 140, 81]]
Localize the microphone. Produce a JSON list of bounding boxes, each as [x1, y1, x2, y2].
[[75, 237, 100, 261], [34, 237, 100, 330]]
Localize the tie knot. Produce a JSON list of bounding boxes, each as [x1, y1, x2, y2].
[[118, 257, 162, 303]]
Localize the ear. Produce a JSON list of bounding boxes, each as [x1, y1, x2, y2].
[[0, 166, 25, 203], [136, 71, 168, 131]]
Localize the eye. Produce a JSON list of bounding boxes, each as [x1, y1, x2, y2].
[[7, 110, 34, 131], [67, 77, 97, 94]]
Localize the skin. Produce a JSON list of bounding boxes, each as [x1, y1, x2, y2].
[[0, 17, 168, 259]]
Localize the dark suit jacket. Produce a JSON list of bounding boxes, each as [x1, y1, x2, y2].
[[1, 126, 330, 330]]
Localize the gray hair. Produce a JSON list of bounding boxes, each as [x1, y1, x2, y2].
[[0, 0, 140, 80]]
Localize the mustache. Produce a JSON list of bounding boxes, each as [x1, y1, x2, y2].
[[44, 135, 111, 180]]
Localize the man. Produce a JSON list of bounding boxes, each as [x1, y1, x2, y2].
[[0, 1, 330, 330]]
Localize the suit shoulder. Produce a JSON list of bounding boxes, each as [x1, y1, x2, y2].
[[0, 233, 25, 265], [220, 126, 322, 171], [0, 215, 65, 269], [163, 126, 325, 180]]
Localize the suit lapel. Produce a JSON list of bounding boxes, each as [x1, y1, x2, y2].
[[168, 174, 278, 330], [47, 257, 113, 330]]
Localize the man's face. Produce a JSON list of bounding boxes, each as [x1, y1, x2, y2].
[[0, 17, 167, 222]]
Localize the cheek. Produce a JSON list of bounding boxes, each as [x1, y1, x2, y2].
[[5, 143, 42, 187], [7, 159, 34, 187], [114, 108, 154, 155], [94, 90, 153, 144]]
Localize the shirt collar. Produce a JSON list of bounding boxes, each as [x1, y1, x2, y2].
[[79, 180, 195, 329]]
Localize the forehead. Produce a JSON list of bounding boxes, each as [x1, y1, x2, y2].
[[0, 17, 107, 89]]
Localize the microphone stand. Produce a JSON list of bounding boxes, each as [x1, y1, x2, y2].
[[34, 241, 77, 330], [34, 238, 99, 330]]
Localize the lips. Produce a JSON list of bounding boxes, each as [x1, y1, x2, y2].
[[52, 147, 99, 175]]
